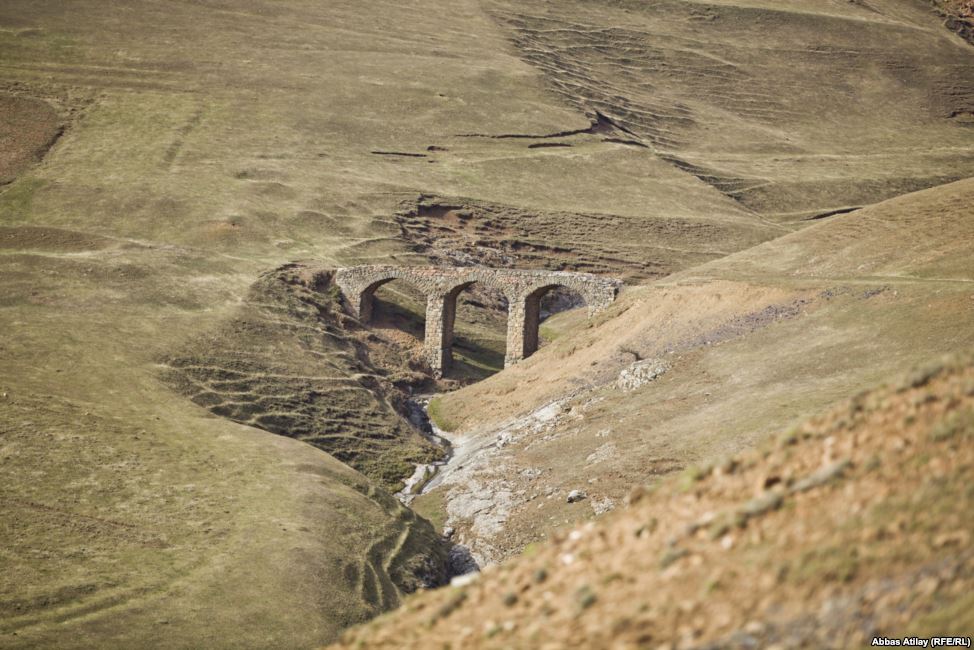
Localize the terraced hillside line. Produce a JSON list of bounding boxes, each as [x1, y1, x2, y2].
[[391, 194, 757, 283], [161, 263, 441, 491], [357, 481, 450, 605], [487, 0, 974, 219]]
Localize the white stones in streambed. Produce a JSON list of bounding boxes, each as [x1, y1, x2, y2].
[[449, 570, 479, 588], [395, 397, 454, 505], [617, 358, 668, 391], [396, 463, 437, 504], [566, 489, 587, 503]]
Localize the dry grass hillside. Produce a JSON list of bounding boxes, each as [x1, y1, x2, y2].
[[426, 179, 974, 565], [486, 0, 974, 221], [1, 0, 972, 647], [160, 263, 441, 491], [333, 354, 974, 649]]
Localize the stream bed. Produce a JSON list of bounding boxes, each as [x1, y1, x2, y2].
[[395, 396, 454, 504]]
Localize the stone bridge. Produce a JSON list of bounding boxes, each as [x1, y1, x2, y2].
[[334, 265, 621, 375]]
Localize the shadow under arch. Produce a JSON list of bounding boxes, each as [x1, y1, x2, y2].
[[507, 283, 590, 365], [368, 277, 428, 347], [434, 280, 508, 379]]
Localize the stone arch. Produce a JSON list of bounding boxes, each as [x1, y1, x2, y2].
[[426, 276, 517, 375], [335, 267, 433, 324], [505, 281, 595, 366]]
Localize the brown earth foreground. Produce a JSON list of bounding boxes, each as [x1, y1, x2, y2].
[[331, 354, 974, 649]]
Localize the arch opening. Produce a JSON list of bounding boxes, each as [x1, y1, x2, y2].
[[367, 277, 428, 355], [445, 281, 509, 380], [509, 284, 589, 365]]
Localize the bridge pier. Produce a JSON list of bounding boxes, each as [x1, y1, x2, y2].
[[505, 291, 541, 368], [352, 289, 372, 322], [424, 291, 453, 377]]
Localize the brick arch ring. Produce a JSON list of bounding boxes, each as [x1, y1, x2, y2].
[[334, 265, 622, 376]]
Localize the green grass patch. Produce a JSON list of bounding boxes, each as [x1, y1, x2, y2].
[[0, 177, 45, 220], [906, 590, 974, 638], [539, 324, 560, 342], [428, 396, 459, 432], [792, 544, 860, 583], [930, 407, 974, 442], [410, 489, 448, 533]]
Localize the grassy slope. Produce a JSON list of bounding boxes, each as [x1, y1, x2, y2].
[[0, 355, 445, 649], [333, 354, 974, 649], [0, 0, 972, 646], [432, 178, 974, 561], [489, 0, 974, 221]]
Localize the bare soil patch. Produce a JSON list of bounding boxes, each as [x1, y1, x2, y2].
[[0, 226, 114, 251], [0, 94, 60, 185]]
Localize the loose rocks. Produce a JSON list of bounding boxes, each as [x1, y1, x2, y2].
[[617, 359, 668, 391], [567, 489, 588, 503]]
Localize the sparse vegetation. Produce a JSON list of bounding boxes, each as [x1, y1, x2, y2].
[[0, 177, 45, 219], [427, 397, 459, 433], [2, 0, 972, 647], [411, 490, 449, 534], [332, 357, 974, 649]]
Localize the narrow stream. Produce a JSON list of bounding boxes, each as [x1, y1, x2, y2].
[[398, 395, 482, 577], [395, 396, 454, 504]]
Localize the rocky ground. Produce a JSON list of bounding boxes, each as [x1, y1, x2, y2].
[[937, 0, 974, 41]]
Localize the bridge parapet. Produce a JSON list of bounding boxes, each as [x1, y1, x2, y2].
[[334, 265, 621, 375]]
